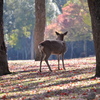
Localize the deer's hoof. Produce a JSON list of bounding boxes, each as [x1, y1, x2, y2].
[[50, 70, 52, 72], [39, 70, 42, 72]]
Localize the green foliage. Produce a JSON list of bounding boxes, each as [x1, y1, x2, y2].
[[8, 30, 18, 47], [22, 26, 31, 38], [83, 14, 91, 26], [4, 0, 35, 49], [64, 0, 81, 7]]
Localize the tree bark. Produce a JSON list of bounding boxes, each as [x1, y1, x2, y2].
[[33, 0, 46, 61], [87, 0, 100, 77], [0, 0, 11, 75]]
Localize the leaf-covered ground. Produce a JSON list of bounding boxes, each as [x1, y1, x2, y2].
[[0, 57, 100, 100]]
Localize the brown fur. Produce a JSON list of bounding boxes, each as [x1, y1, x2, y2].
[[38, 31, 68, 72]]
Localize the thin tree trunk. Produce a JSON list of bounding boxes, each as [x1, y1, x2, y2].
[[31, 33, 34, 59], [33, 0, 46, 61], [70, 41, 74, 58], [83, 40, 87, 57], [88, 0, 100, 77]]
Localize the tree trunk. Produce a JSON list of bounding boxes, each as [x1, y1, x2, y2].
[[70, 41, 74, 58], [87, 0, 100, 77], [83, 40, 87, 57], [31, 33, 34, 59], [0, 0, 11, 75], [33, 0, 46, 61]]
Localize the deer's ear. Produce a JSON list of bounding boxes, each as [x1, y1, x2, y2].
[[55, 32, 60, 35], [64, 31, 68, 35]]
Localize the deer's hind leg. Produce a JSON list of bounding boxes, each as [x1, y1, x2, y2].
[[44, 51, 52, 72], [40, 51, 44, 72]]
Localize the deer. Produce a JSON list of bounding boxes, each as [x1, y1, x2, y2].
[[38, 31, 68, 72]]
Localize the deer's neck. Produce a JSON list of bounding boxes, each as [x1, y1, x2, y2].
[[56, 38, 63, 41]]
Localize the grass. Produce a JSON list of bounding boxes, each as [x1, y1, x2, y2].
[[0, 57, 100, 100]]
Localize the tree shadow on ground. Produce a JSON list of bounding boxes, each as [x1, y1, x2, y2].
[[14, 65, 95, 78], [33, 83, 100, 100], [3, 66, 95, 88], [5, 82, 100, 100], [1, 59, 97, 99], [1, 67, 96, 97]]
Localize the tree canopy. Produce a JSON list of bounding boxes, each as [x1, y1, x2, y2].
[[45, 1, 92, 42]]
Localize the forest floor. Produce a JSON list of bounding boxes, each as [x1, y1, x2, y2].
[[0, 57, 100, 100]]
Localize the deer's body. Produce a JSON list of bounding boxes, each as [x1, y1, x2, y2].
[[39, 40, 66, 55], [38, 31, 68, 72]]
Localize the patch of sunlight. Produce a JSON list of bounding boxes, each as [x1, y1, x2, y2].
[[0, 90, 37, 99]]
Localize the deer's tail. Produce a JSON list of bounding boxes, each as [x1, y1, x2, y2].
[[38, 44, 44, 53]]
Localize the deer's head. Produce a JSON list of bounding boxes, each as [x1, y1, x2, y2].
[[56, 31, 68, 41]]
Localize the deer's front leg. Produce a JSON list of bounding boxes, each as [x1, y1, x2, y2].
[[62, 54, 66, 70], [57, 55, 60, 70]]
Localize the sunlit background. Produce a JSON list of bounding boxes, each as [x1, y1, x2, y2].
[[3, 0, 95, 60]]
